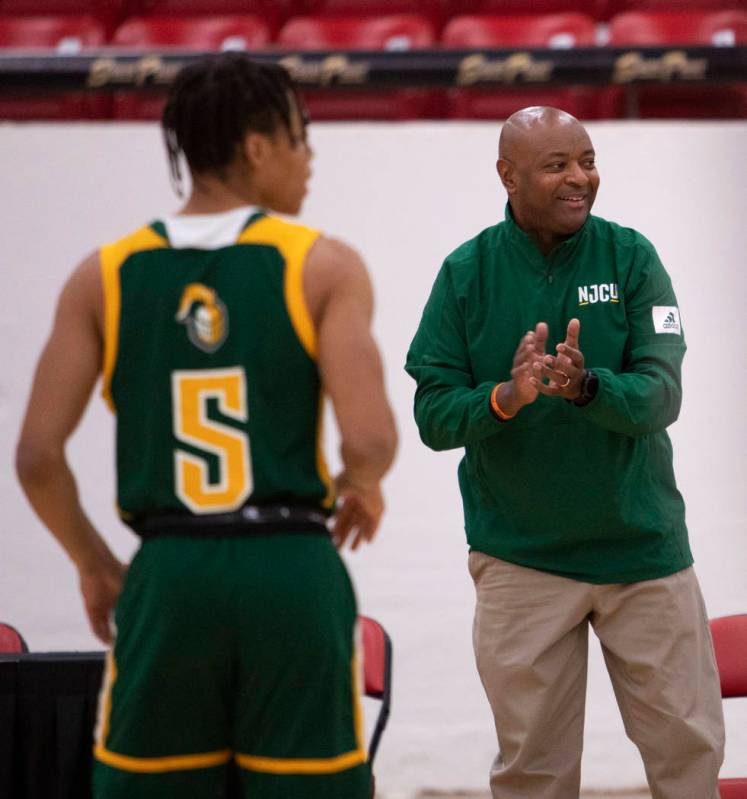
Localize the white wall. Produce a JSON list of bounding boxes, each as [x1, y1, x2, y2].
[[1, 120, 745, 794]]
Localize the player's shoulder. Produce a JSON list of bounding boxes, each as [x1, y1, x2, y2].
[[302, 235, 372, 325], [239, 211, 321, 247], [306, 235, 369, 290], [56, 249, 104, 322], [99, 222, 169, 265], [309, 234, 362, 264]]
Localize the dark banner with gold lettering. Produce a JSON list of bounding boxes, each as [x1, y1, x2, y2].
[[0, 46, 745, 91]]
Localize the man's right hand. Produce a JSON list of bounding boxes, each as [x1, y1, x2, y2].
[[504, 322, 549, 411], [332, 474, 385, 551], [78, 556, 126, 645]]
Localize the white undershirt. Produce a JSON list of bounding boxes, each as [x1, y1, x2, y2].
[[162, 206, 259, 250]]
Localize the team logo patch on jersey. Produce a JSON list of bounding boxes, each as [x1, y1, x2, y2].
[[176, 283, 229, 353], [578, 283, 619, 306], [652, 306, 681, 335]]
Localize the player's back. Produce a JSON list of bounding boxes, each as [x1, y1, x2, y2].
[[100, 206, 334, 530]]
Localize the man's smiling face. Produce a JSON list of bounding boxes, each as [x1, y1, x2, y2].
[[498, 108, 600, 254]]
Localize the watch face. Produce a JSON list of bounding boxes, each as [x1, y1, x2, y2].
[[585, 371, 599, 398], [572, 370, 598, 406]]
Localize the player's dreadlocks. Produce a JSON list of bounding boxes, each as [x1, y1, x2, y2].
[[162, 53, 302, 196]]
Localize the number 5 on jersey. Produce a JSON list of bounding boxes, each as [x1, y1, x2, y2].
[[171, 367, 252, 513]]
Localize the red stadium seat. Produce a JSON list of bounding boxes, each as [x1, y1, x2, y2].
[[0, 0, 120, 9], [443, 13, 598, 48], [129, 0, 300, 36], [711, 614, 747, 700], [454, 0, 604, 20], [280, 13, 435, 50], [601, 0, 744, 20], [0, 0, 125, 35], [0, 622, 29, 653], [112, 15, 271, 49], [0, 13, 107, 48], [303, 0, 453, 33], [599, 10, 747, 118], [359, 615, 393, 765], [0, 15, 110, 120], [441, 14, 600, 121], [278, 14, 440, 120], [609, 9, 747, 45], [710, 615, 747, 799], [110, 15, 272, 120]]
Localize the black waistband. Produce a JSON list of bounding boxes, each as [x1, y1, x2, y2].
[[131, 505, 330, 539]]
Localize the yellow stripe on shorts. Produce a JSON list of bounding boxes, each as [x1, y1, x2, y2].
[[234, 748, 366, 775], [93, 745, 232, 773]]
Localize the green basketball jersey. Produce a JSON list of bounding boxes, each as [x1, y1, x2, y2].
[[99, 208, 334, 526]]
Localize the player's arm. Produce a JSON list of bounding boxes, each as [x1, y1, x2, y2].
[[15, 252, 125, 643], [305, 237, 398, 549]]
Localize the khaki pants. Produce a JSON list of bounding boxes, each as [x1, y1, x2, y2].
[[469, 553, 725, 799]]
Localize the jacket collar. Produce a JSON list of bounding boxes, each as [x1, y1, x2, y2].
[[503, 202, 589, 270]]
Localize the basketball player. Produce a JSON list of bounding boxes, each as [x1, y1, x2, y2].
[[16, 53, 397, 799]]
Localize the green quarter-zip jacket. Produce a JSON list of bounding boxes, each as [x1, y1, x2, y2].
[[405, 205, 692, 583]]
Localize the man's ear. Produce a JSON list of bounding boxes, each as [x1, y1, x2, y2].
[[497, 158, 515, 194]]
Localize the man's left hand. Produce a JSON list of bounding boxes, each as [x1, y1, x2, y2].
[[531, 318, 585, 400]]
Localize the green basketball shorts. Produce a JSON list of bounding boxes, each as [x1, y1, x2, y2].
[[93, 533, 371, 799]]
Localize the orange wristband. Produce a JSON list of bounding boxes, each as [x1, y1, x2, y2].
[[490, 383, 515, 421]]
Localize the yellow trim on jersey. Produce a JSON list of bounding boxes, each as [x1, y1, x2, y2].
[[100, 226, 168, 411], [235, 749, 365, 775], [237, 215, 321, 360], [316, 391, 336, 509], [238, 216, 330, 500], [94, 745, 232, 773]]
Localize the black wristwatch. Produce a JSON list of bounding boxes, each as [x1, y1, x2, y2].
[[573, 369, 599, 407]]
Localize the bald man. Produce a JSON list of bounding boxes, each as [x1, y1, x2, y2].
[[406, 108, 724, 798]]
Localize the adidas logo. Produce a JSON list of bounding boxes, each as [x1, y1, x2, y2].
[[652, 306, 681, 335]]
